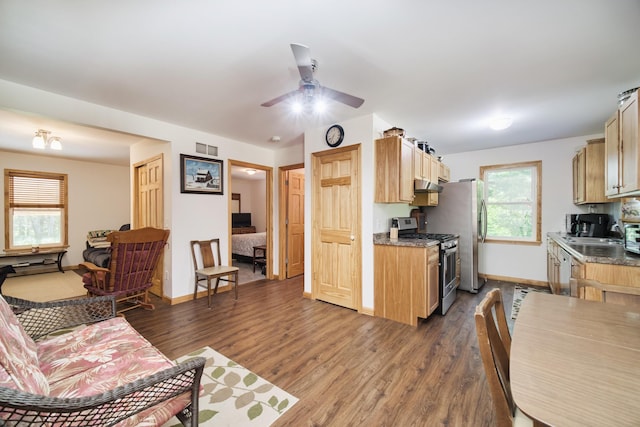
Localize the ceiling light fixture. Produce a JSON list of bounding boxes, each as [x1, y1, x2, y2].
[[489, 117, 513, 131], [246, 169, 257, 175], [32, 129, 62, 150]]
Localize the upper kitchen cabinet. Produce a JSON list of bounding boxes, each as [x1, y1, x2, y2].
[[375, 136, 414, 203], [413, 147, 430, 180], [411, 156, 442, 207], [605, 90, 640, 197], [438, 161, 450, 182], [572, 138, 607, 204]]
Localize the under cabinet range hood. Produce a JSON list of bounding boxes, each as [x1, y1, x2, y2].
[[414, 179, 443, 193]]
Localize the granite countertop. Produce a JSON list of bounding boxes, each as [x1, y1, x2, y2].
[[373, 233, 440, 248], [547, 232, 640, 267]]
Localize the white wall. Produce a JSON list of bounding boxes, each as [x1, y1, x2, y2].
[[444, 133, 619, 283], [0, 150, 130, 265]]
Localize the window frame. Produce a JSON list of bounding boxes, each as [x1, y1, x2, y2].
[[4, 168, 69, 252], [480, 161, 542, 245]]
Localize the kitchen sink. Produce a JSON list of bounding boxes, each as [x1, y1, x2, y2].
[[561, 236, 623, 246]]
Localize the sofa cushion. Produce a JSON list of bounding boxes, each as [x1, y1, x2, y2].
[[0, 295, 49, 395], [37, 317, 152, 384], [39, 317, 192, 427]]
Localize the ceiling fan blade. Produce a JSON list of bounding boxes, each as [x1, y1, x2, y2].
[[321, 86, 365, 108], [290, 43, 314, 82], [261, 88, 301, 107]]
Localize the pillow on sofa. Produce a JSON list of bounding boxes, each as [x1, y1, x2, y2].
[[0, 295, 49, 395]]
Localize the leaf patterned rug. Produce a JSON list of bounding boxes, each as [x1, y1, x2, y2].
[[163, 346, 298, 427], [511, 285, 551, 320]]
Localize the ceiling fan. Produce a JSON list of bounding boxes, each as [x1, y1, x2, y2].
[[261, 43, 365, 109]]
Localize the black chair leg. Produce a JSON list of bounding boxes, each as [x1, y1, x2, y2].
[[0, 265, 16, 295]]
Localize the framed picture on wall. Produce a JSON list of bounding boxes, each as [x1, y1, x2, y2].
[[180, 154, 224, 194]]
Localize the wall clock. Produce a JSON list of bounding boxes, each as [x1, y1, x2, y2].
[[325, 124, 345, 147]]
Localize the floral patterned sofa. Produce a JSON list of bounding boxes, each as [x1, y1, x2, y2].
[[0, 294, 205, 426]]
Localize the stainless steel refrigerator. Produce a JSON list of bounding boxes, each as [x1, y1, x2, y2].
[[423, 179, 487, 293]]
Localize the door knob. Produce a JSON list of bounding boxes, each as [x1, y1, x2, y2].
[[350, 235, 355, 241]]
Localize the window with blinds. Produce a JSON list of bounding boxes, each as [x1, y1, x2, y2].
[[4, 169, 68, 250]]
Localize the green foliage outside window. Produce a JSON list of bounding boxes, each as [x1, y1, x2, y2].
[[481, 162, 541, 242], [11, 209, 62, 246]]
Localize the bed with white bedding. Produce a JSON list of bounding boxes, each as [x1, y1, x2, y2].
[[231, 232, 266, 258]]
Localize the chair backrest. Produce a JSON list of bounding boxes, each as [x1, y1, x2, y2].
[[105, 227, 170, 293], [475, 288, 515, 427], [190, 239, 222, 271]]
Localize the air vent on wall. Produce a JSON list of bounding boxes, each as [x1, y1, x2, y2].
[[195, 142, 218, 157]]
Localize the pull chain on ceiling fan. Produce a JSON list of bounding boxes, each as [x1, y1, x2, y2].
[[261, 43, 364, 110]]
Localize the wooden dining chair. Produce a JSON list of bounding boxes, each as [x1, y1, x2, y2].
[[190, 238, 239, 308], [475, 288, 535, 427]]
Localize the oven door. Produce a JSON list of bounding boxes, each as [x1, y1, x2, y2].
[[440, 245, 458, 314]]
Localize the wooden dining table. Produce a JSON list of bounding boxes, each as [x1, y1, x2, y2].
[[511, 292, 640, 427]]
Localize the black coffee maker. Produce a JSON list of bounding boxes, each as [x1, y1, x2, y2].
[[576, 214, 609, 237], [566, 214, 579, 235]]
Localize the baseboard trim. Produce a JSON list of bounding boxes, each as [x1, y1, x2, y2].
[[480, 273, 548, 288], [360, 307, 374, 316]]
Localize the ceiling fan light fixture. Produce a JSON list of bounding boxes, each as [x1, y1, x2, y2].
[[489, 116, 513, 131], [291, 100, 304, 114], [313, 99, 327, 114]]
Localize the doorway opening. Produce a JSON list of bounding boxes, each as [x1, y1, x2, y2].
[[228, 160, 273, 285]]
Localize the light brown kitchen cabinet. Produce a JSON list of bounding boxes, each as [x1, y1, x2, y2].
[[375, 136, 414, 203], [427, 245, 439, 314], [414, 147, 429, 180], [572, 277, 640, 307], [411, 154, 441, 207], [572, 138, 607, 204], [426, 155, 439, 206], [605, 90, 640, 197], [438, 162, 450, 182], [374, 244, 439, 326], [547, 235, 640, 309]]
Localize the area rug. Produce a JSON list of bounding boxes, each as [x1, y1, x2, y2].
[[511, 285, 551, 320], [2, 271, 86, 302], [163, 346, 298, 427]]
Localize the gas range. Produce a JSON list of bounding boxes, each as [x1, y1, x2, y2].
[[399, 232, 457, 242], [394, 217, 458, 247]]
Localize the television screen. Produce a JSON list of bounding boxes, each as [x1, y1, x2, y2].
[[232, 213, 252, 228]]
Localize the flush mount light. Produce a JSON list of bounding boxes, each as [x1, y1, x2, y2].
[[245, 169, 257, 175], [32, 129, 63, 150], [489, 117, 513, 131]]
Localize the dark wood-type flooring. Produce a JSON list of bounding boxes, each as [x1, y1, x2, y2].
[[125, 277, 517, 426]]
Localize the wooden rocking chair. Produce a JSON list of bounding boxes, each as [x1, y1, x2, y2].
[[81, 227, 170, 315]]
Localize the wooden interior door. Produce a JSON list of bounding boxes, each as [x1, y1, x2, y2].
[[311, 145, 361, 310], [134, 154, 165, 297], [286, 170, 305, 278]]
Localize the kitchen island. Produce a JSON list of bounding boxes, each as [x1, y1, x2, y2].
[[547, 232, 640, 307]]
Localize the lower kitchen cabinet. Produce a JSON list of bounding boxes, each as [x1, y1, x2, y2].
[[573, 263, 640, 307], [374, 244, 439, 326], [547, 236, 640, 309]]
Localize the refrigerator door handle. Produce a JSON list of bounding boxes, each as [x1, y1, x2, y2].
[[480, 199, 488, 243]]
